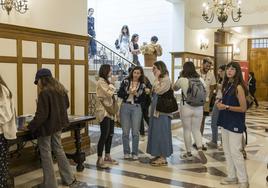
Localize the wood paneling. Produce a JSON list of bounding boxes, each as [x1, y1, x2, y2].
[[248, 39, 268, 101], [0, 23, 89, 115]]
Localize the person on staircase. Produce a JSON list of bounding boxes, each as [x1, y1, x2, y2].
[[129, 34, 141, 66]]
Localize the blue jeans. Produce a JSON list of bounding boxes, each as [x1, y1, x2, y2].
[[211, 103, 219, 144], [120, 103, 142, 155]]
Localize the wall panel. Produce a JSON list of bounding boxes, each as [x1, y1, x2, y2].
[[22, 64, 37, 114], [0, 63, 18, 111], [74, 65, 85, 115]]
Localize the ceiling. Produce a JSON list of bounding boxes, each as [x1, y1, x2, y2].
[[186, 0, 268, 37], [228, 25, 268, 38]]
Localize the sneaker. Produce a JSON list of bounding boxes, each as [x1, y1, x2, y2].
[[239, 182, 249, 188], [206, 141, 217, 149], [132, 155, 139, 160], [124, 154, 131, 159], [96, 162, 109, 169], [192, 143, 198, 150], [220, 177, 238, 185], [180, 152, 194, 160], [198, 150, 207, 164]]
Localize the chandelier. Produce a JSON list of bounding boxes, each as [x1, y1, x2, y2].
[[202, 0, 242, 29], [0, 0, 28, 15]]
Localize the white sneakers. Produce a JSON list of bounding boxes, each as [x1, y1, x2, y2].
[[124, 154, 138, 160]]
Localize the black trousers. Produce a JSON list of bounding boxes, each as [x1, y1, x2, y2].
[[97, 117, 114, 157], [140, 107, 149, 136], [0, 134, 8, 188], [249, 90, 259, 106]]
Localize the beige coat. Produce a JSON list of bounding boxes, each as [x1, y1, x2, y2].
[[0, 85, 17, 140], [95, 78, 116, 123]]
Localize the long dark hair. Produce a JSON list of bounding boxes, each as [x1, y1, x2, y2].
[[121, 25, 130, 36], [99, 64, 111, 84], [181, 61, 200, 78], [249, 71, 255, 78], [131, 34, 139, 43], [39, 77, 68, 96], [154, 61, 169, 78], [222, 61, 248, 96], [128, 66, 144, 83], [218, 64, 226, 84], [0, 75, 12, 98]]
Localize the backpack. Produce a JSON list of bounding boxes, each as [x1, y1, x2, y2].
[[182, 78, 206, 107]]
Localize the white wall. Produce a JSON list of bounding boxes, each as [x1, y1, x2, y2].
[[0, 0, 87, 35], [88, 0, 186, 71], [185, 27, 215, 56]]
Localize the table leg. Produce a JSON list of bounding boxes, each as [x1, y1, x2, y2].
[[66, 125, 86, 172]]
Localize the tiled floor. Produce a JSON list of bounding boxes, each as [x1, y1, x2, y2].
[[15, 102, 268, 188]]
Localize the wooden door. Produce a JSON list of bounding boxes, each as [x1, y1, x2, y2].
[[248, 47, 268, 101]]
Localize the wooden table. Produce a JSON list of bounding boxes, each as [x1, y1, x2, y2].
[[8, 115, 95, 173]]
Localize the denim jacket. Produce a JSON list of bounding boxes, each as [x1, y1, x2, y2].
[[117, 78, 146, 106]]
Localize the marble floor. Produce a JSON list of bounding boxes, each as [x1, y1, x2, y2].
[[15, 102, 268, 188]]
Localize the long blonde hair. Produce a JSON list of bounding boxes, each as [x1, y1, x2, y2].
[[0, 75, 12, 98]]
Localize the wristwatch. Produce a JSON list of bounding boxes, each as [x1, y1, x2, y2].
[[225, 105, 230, 110]]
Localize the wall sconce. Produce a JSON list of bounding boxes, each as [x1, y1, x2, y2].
[[0, 0, 28, 15], [234, 47, 240, 56], [200, 38, 209, 50]]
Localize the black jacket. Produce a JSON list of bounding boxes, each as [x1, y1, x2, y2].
[[248, 77, 256, 93], [117, 78, 146, 106], [29, 89, 69, 137]]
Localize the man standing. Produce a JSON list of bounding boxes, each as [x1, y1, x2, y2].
[[196, 58, 216, 150]]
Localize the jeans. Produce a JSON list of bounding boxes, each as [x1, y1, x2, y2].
[[37, 131, 75, 188], [97, 117, 114, 157], [222, 128, 248, 183], [211, 103, 219, 144], [120, 103, 142, 155]]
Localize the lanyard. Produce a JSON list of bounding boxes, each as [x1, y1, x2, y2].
[[223, 83, 233, 96]]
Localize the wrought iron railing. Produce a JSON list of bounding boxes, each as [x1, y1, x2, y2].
[[89, 35, 135, 80]]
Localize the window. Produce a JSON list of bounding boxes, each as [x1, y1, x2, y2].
[[252, 38, 268, 49]]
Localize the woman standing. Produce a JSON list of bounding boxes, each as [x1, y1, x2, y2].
[[248, 72, 259, 107], [207, 64, 226, 149], [147, 61, 173, 166], [118, 25, 130, 59], [173, 61, 207, 164], [29, 68, 76, 188], [88, 8, 97, 57], [217, 61, 249, 188], [95, 64, 118, 168], [118, 66, 146, 160], [129, 34, 141, 66], [0, 75, 17, 188]]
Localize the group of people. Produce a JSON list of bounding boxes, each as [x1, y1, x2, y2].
[[0, 56, 256, 188], [95, 58, 251, 188]]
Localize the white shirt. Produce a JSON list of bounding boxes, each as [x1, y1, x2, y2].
[[197, 70, 216, 101]]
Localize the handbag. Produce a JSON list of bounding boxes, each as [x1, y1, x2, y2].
[[156, 88, 178, 113], [101, 96, 119, 115]]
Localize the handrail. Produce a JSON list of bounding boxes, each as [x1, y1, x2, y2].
[[89, 35, 136, 67]]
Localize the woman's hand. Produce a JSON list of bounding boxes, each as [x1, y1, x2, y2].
[[145, 88, 150, 94], [216, 102, 226, 110]]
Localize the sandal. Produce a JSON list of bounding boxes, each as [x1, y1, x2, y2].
[[150, 158, 168, 167], [104, 157, 119, 165]]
